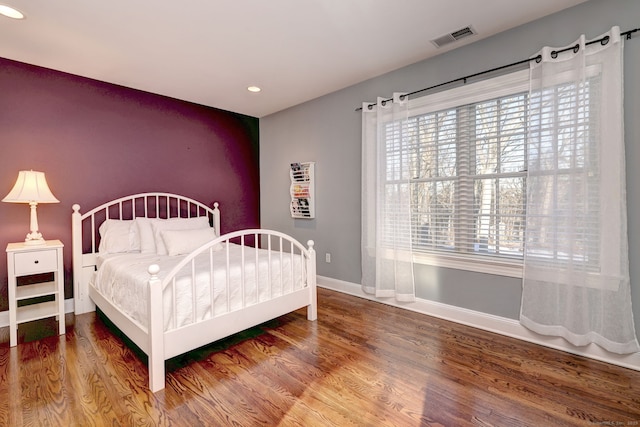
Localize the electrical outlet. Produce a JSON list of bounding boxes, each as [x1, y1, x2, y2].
[[325, 253, 331, 263]]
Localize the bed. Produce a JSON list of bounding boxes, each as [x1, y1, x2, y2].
[[71, 192, 317, 392]]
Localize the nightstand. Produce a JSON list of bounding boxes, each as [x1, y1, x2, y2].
[[6, 240, 65, 347]]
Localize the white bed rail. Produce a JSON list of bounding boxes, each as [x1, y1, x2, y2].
[[146, 229, 317, 392], [74, 192, 220, 254], [151, 229, 316, 330]]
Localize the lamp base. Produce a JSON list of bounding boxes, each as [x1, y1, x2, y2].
[[25, 230, 45, 245]]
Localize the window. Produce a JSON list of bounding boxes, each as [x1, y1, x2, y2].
[[381, 70, 531, 276], [377, 68, 605, 277], [525, 71, 602, 275], [407, 92, 528, 254]]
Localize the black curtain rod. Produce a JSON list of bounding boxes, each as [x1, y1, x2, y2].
[[356, 27, 639, 112]]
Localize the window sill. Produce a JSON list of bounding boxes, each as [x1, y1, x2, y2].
[[412, 251, 523, 278]]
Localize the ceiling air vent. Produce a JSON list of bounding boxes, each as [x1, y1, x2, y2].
[[431, 26, 477, 48]]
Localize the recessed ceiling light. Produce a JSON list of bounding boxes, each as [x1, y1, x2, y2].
[[0, 4, 25, 19], [247, 86, 261, 93]]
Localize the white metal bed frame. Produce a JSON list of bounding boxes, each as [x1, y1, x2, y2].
[[71, 192, 317, 392]]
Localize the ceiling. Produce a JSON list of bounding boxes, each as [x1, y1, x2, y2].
[[0, 0, 588, 118]]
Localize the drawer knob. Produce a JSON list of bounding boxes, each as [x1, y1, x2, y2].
[[34, 260, 39, 264]]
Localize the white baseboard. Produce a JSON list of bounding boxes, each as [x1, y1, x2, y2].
[[317, 275, 640, 372], [0, 299, 76, 327]]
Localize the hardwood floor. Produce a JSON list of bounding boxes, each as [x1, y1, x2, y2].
[[0, 287, 639, 426]]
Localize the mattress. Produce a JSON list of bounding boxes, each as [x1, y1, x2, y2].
[[91, 243, 305, 331]]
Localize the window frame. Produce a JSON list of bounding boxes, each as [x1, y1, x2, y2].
[[401, 69, 531, 277]]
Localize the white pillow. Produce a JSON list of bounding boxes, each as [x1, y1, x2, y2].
[[98, 219, 140, 254], [161, 228, 222, 256], [150, 216, 211, 255], [136, 218, 160, 254]]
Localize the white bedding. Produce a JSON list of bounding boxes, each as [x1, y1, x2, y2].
[[91, 243, 305, 331]]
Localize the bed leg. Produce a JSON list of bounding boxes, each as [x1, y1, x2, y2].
[[149, 357, 165, 393], [307, 295, 318, 321], [148, 265, 165, 392]]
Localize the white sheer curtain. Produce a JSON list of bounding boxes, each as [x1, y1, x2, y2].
[[521, 26, 640, 354], [361, 93, 416, 302]]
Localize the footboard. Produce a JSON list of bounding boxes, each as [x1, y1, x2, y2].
[[146, 229, 317, 392]]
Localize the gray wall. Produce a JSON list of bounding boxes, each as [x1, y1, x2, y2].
[[260, 0, 640, 338]]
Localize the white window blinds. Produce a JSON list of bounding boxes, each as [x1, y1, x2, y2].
[[525, 76, 601, 273], [383, 84, 528, 262], [374, 66, 605, 270]]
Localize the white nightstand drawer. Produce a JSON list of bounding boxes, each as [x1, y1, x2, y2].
[[14, 249, 58, 275]]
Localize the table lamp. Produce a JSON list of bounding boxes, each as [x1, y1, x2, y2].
[[3, 170, 59, 245]]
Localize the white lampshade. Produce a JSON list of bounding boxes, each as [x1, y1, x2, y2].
[[3, 170, 59, 244], [3, 170, 59, 203]]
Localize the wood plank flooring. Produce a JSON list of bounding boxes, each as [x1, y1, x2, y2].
[[0, 287, 639, 426]]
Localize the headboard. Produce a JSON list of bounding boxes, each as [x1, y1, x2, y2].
[[71, 192, 220, 314]]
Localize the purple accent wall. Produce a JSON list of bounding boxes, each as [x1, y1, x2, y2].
[[0, 57, 260, 309]]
